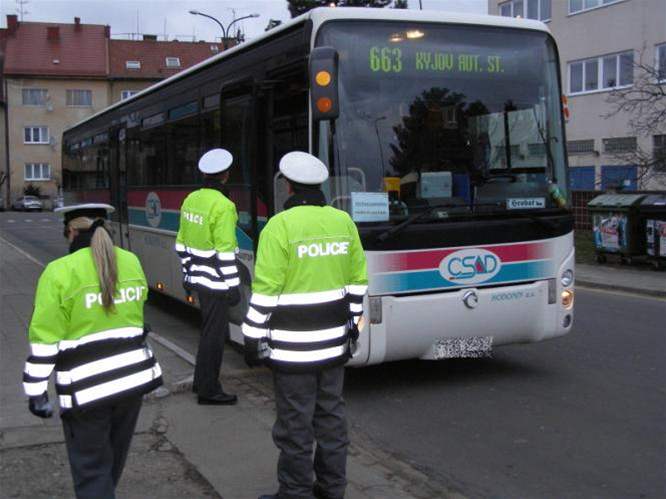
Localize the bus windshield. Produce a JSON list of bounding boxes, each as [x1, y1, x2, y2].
[[315, 21, 568, 223]]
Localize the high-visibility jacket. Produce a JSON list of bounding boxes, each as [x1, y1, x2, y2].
[[242, 199, 368, 372], [22, 247, 162, 413], [175, 188, 240, 293]]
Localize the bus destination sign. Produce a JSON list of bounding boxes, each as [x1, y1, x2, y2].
[[368, 46, 505, 75]]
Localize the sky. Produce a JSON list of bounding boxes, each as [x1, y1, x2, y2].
[[1, 0, 487, 43]]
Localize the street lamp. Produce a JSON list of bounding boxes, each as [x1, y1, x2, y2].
[[189, 10, 259, 49]]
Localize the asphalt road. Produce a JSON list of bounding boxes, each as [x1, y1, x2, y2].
[[1, 211, 664, 499]]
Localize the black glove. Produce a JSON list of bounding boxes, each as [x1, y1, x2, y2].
[[227, 286, 241, 307], [28, 392, 53, 419], [244, 338, 262, 367]]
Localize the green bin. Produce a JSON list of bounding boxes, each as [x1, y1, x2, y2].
[[642, 194, 666, 270], [587, 193, 646, 263]]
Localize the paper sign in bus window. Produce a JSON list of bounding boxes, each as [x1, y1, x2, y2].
[[351, 192, 389, 222], [420, 172, 452, 198]]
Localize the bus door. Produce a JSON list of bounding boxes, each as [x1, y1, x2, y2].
[[220, 80, 258, 330], [110, 127, 131, 249]]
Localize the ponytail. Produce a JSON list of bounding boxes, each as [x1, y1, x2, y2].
[[68, 217, 118, 310]]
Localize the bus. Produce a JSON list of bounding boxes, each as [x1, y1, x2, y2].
[[62, 7, 575, 365]]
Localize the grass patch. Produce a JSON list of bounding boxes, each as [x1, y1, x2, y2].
[[574, 230, 597, 265]]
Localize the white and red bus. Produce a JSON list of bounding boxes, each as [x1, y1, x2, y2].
[[62, 7, 575, 365]]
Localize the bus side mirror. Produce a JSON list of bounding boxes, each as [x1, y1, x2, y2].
[[309, 46, 339, 122]]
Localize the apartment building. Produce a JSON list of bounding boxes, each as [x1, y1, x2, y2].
[[488, 0, 666, 191], [1, 15, 224, 208]]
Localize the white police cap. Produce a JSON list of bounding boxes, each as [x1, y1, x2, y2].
[[279, 151, 329, 185], [198, 148, 233, 174]]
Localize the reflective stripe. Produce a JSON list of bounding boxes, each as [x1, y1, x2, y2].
[[271, 325, 346, 343], [277, 288, 346, 306], [188, 275, 229, 290], [75, 364, 162, 406], [353, 316, 361, 326], [23, 380, 48, 396], [250, 293, 279, 308], [58, 327, 144, 351], [30, 343, 59, 357], [189, 264, 220, 277], [217, 252, 236, 261], [270, 345, 347, 363], [246, 307, 269, 324], [350, 303, 363, 313], [188, 247, 216, 258], [24, 362, 54, 378], [242, 323, 268, 339], [180, 256, 192, 264], [59, 395, 73, 408], [346, 284, 368, 296], [175, 243, 185, 252], [220, 265, 238, 276], [226, 277, 240, 287], [56, 348, 152, 385]]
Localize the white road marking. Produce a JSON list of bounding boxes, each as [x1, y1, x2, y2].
[[8, 220, 15, 223], [25, 219, 32, 223]]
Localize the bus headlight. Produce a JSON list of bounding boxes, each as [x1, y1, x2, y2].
[[561, 289, 574, 309], [561, 269, 574, 287]]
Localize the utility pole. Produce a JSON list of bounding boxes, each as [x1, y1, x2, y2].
[[16, 0, 29, 21]]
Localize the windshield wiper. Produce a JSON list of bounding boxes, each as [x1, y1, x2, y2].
[[376, 203, 500, 244]]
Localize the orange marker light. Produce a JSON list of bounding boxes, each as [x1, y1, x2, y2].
[[186, 295, 195, 305], [156, 282, 164, 291], [316, 97, 333, 113], [315, 70, 331, 87]]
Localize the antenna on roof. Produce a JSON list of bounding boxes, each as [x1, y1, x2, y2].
[[16, 0, 29, 21]]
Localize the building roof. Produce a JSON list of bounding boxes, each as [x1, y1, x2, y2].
[[108, 39, 223, 79], [3, 17, 108, 77]]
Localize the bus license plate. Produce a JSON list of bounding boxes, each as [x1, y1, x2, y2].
[[433, 337, 493, 359]]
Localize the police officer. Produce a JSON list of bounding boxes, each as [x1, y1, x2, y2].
[[176, 148, 241, 405], [243, 152, 368, 499], [23, 203, 163, 499]]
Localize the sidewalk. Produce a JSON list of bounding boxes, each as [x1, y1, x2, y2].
[[0, 237, 460, 499], [576, 263, 666, 298]]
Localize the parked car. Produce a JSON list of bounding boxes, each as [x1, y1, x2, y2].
[[12, 195, 43, 211]]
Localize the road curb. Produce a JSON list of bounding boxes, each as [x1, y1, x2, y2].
[[576, 280, 666, 299]]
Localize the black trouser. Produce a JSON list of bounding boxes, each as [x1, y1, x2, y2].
[[272, 365, 348, 499], [194, 290, 228, 397], [61, 394, 143, 499]]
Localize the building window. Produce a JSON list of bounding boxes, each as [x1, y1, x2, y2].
[[568, 139, 595, 154], [121, 90, 139, 100], [654, 135, 666, 166], [500, 0, 551, 21], [25, 163, 51, 181], [21, 88, 48, 106], [657, 43, 666, 82], [603, 136, 637, 154], [24, 126, 49, 144], [165, 57, 181, 68], [569, 0, 623, 15], [126, 60, 141, 69], [569, 51, 633, 94], [66, 89, 92, 107]]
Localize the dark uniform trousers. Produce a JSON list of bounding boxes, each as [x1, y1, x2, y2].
[[194, 290, 229, 397], [272, 365, 348, 499], [61, 394, 143, 499]]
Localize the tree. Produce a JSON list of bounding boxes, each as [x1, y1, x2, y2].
[[604, 59, 666, 188], [287, 0, 398, 18]]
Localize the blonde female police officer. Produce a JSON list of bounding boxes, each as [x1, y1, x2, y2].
[[176, 148, 241, 405], [243, 152, 368, 499], [22, 203, 163, 499]]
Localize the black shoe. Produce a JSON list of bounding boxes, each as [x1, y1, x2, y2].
[[313, 483, 340, 499], [197, 392, 238, 405]]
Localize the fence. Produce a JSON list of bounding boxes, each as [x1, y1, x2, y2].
[[571, 191, 598, 231]]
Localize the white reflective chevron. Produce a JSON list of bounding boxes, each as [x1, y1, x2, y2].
[[189, 264, 219, 277], [56, 348, 153, 385], [246, 307, 269, 324], [220, 265, 238, 275], [59, 395, 73, 408], [188, 275, 229, 290], [277, 288, 346, 306], [75, 364, 162, 406], [176, 244, 216, 258], [24, 362, 55, 378], [250, 293, 279, 308], [58, 327, 144, 351], [270, 325, 346, 343], [23, 380, 48, 396], [346, 284, 368, 296], [350, 303, 363, 313], [226, 277, 240, 287], [30, 342, 58, 357], [270, 345, 347, 363], [242, 323, 268, 339], [217, 251, 236, 261], [175, 243, 185, 252]]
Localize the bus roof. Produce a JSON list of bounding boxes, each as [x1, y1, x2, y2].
[[65, 7, 549, 134]]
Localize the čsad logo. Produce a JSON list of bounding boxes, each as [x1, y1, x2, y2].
[[145, 192, 162, 228], [439, 248, 502, 285]]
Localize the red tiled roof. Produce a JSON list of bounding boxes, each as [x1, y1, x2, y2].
[[109, 39, 224, 79], [4, 21, 108, 77]]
